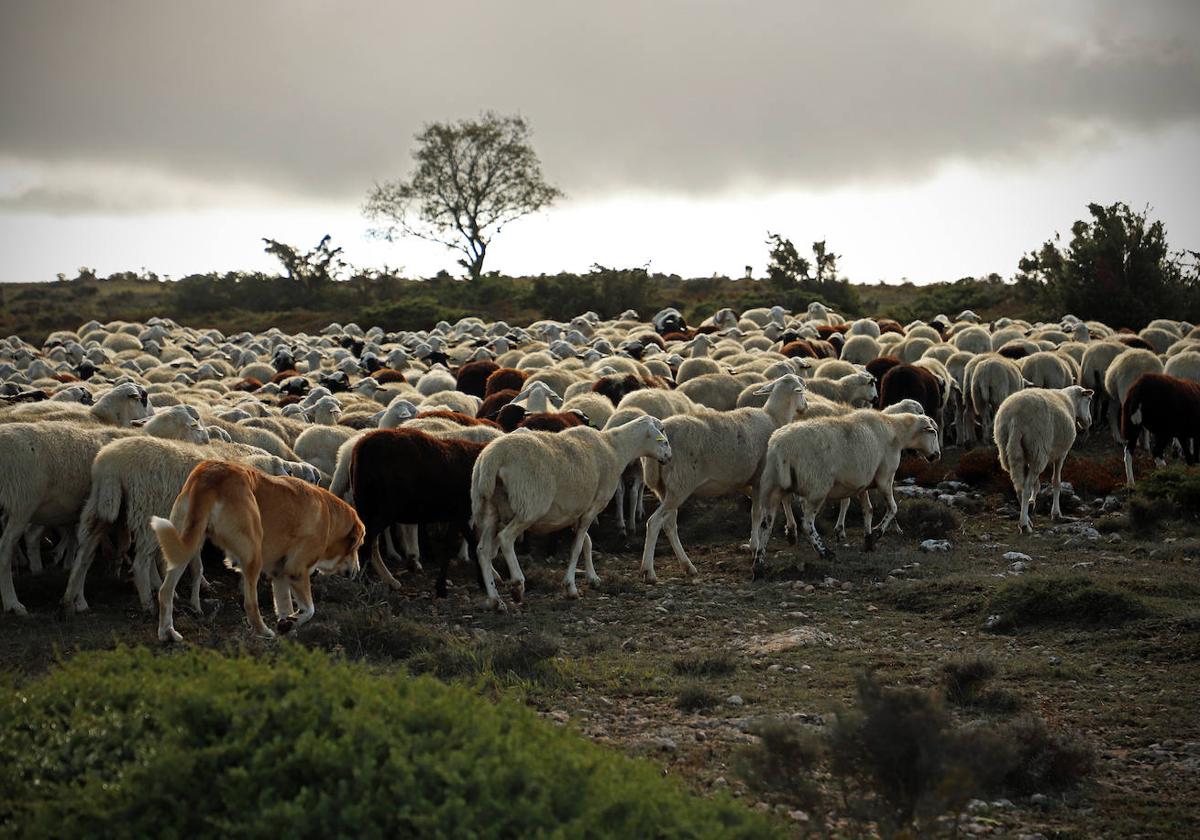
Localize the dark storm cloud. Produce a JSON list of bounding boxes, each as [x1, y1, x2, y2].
[[1, 0, 1197, 212]]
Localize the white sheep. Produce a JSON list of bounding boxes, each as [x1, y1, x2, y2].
[[751, 410, 941, 573], [801, 371, 877, 407], [640, 375, 809, 583], [993, 386, 1093, 533], [967, 354, 1025, 444], [471, 415, 672, 609], [0, 407, 208, 613], [1103, 348, 1163, 441], [295, 424, 358, 481], [674, 335, 723, 384], [0, 381, 152, 427], [1020, 351, 1075, 390], [840, 334, 881, 365], [1163, 351, 1200, 385]]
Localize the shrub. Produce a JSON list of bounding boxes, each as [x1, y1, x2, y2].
[[985, 576, 1150, 631], [895, 456, 947, 486], [941, 657, 997, 706], [1062, 454, 1130, 497], [896, 499, 962, 539], [1137, 465, 1200, 518], [827, 673, 1014, 831], [1000, 715, 1096, 795], [952, 449, 1009, 492], [0, 646, 779, 839], [733, 718, 823, 809], [672, 651, 737, 678], [676, 684, 721, 713]]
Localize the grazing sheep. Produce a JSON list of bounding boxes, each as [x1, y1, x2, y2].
[[751, 410, 941, 572], [840, 334, 881, 365], [455, 359, 499, 398], [1120, 373, 1200, 485], [0, 407, 208, 613], [562, 392, 615, 430], [472, 415, 672, 609], [994, 386, 1093, 533], [484, 367, 528, 396], [802, 371, 877, 407], [1103, 348, 1164, 442], [618, 387, 696, 418], [640, 375, 809, 583], [295, 424, 358, 482]]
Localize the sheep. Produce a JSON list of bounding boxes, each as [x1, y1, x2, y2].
[[471, 415, 672, 609], [562, 392, 615, 430], [0, 381, 151, 427], [419, 390, 482, 417], [967, 354, 1025, 444], [674, 335, 723, 384], [994, 385, 1093, 533], [350, 428, 490, 596], [1103, 348, 1164, 442], [455, 359, 499, 398], [840, 334, 880, 365], [1020, 351, 1075, 390], [811, 359, 861, 380], [485, 367, 528, 396], [879, 364, 945, 442], [801, 371, 877, 407], [1077, 341, 1126, 429], [677, 372, 763, 411], [1120, 373, 1200, 486], [618, 387, 696, 418], [951, 326, 992, 355], [640, 375, 809, 583], [0, 407, 208, 613], [295, 424, 359, 482], [1164, 351, 1200, 385], [751, 410, 941, 573]]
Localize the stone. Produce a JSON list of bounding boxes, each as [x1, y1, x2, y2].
[[726, 694, 745, 707], [1008, 560, 1028, 573], [920, 539, 951, 552], [1003, 551, 1032, 563]]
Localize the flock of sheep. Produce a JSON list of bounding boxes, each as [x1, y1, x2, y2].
[[1, 302, 1198, 637]]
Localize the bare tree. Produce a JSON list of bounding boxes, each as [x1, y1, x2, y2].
[[364, 112, 562, 280]]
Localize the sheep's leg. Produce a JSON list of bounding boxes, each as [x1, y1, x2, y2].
[[562, 523, 593, 598], [1124, 445, 1137, 487], [751, 485, 781, 580], [1050, 455, 1067, 520], [1015, 469, 1034, 534], [663, 509, 698, 578], [157, 559, 189, 643], [132, 538, 160, 613], [613, 481, 627, 537], [474, 507, 508, 611], [803, 496, 834, 561], [834, 498, 851, 542], [640, 501, 673, 584], [401, 524, 423, 572], [581, 533, 600, 586], [63, 517, 105, 612], [859, 491, 874, 536], [779, 493, 799, 544], [497, 520, 528, 603], [271, 577, 294, 620], [367, 536, 404, 590], [382, 527, 405, 566], [0, 506, 33, 614], [22, 527, 44, 574], [51, 530, 74, 569], [634, 477, 646, 524], [865, 482, 898, 550]]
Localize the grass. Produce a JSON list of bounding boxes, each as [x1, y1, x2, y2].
[[671, 651, 737, 678], [896, 498, 963, 539], [985, 576, 1150, 632], [676, 684, 721, 712]]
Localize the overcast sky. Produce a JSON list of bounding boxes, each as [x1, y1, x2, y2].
[[1, 0, 1198, 284]]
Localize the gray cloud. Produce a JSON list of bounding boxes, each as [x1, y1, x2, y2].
[[1, 0, 1197, 213]]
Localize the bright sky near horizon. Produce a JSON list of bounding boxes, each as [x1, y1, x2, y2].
[[1, 1, 1198, 285]]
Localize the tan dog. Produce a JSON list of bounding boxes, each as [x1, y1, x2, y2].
[[151, 460, 364, 642]]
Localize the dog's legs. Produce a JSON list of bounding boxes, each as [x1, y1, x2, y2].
[[271, 577, 293, 620], [157, 561, 188, 643], [287, 570, 316, 628]]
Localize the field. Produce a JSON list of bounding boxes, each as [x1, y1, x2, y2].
[[4, 435, 1198, 837]]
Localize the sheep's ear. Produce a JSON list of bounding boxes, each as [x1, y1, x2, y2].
[[1081, 388, 1094, 398], [549, 393, 564, 408], [1022, 378, 1035, 388], [751, 379, 778, 395], [130, 418, 148, 427]]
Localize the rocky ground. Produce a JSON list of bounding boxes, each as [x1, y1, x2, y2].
[[2, 439, 1198, 838]]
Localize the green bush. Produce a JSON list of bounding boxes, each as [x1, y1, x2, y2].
[[896, 499, 962, 539], [0, 646, 779, 839], [985, 576, 1150, 631], [676, 684, 721, 713], [733, 718, 823, 809], [1136, 465, 1200, 519]]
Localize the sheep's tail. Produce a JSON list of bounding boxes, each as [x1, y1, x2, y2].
[[1120, 378, 1144, 449], [150, 482, 217, 572], [999, 425, 1028, 489], [469, 451, 500, 529], [90, 470, 124, 524], [329, 436, 356, 501]]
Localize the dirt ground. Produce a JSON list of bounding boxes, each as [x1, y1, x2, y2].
[[2, 438, 1198, 838]]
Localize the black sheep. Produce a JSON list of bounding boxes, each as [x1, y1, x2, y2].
[[1121, 373, 1200, 478]]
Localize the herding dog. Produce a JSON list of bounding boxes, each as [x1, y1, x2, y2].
[[151, 460, 364, 643]]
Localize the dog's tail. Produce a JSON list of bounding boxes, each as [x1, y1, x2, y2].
[[150, 467, 223, 572]]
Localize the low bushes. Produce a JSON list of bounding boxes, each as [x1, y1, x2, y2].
[[896, 498, 963, 539], [0, 646, 778, 839], [985, 576, 1149, 632]]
